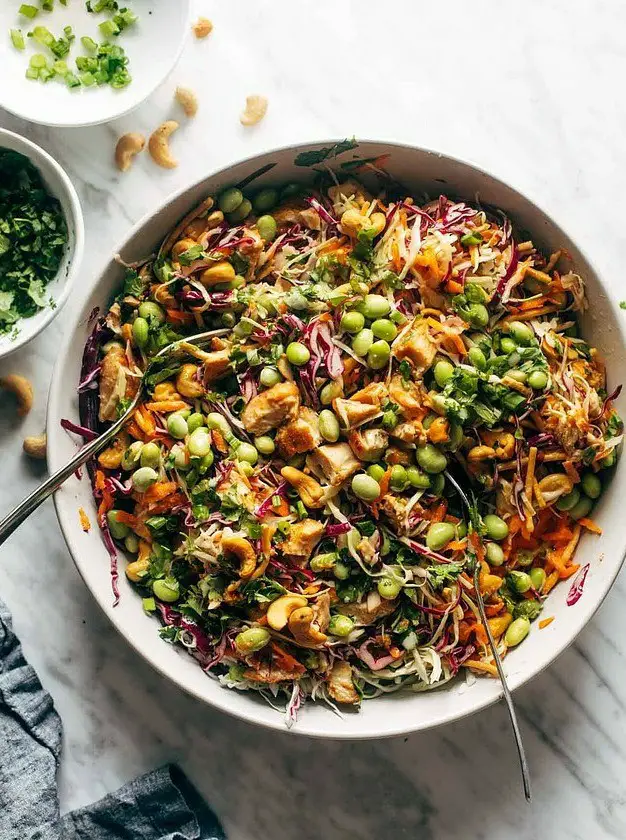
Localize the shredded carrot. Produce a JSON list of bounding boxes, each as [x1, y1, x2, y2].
[[134, 405, 156, 438], [144, 400, 189, 413], [539, 617, 555, 629], [79, 507, 91, 532], [211, 429, 228, 454], [445, 279, 464, 295], [559, 563, 580, 580], [468, 531, 486, 563], [462, 660, 498, 677], [166, 309, 195, 324], [578, 517, 602, 535], [125, 419, 146, 441], [447, 539, 468, 552], [116, 511, 152, 541], [543, 570, 560, 595], [142, 480, 178, 504], [271, 643, 305, 674], [138, 539, 151, 564], [146, 491, 187, 514]]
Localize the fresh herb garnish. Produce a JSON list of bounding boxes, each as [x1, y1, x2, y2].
[[294, 138, 359, 167]]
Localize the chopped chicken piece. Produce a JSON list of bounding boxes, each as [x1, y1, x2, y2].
[[99, 344, 136, 422], [357, 534, 379, 565], [389, 374, 426, 419], [327, 660, 359, 705], [328, 180, 371, 213], [276, 407, 321, 459], [242, 381, 300, 434], [350, 382, 388, 405], [379, 494, 409, 534], [274, 206, 321, 231], [202, 349, 232, 384], [348, 428, 388, 462], [337, 598, 396, 625], [308, 443, 362, 486], [390, 421, 422, 445], [384, 445, 412, 466], [312, 591, 331, 632], [332, 398, 381, 430], [281, 519, 325, 563], [244, 658, 305, 684], [393, 318, 437, 374]]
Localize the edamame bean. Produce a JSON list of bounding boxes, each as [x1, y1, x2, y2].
[[506, 369, 527, 383], [569, 495, 593, 520], [206, 412, 231, 436], [485, 542, 505, 566], [581, 471, 602, 499], [483, 513, 509, 541], [280, 183, 300, 199], [132, 466, 158, 493], [286, 341, 310, 366], [456, 522, 467, 539], [320, 380, 342, 405], [371, 319, 398, 341], [426, 522, 456, 551], [228, 198, 252, 223], [367, 464, 386, 482], [510, 570, 532, 593], [351, 328, 374, 357], [434, 359, 454, 388], [188, 427, 212, 457], [132, 316, 149, 348], [254, 435, 275, 455], [235, 626, 271, 653], [198, 451, 214, 472], [390, 464, 408, 492], [390, 309, 408, 325], [187, 412, 204, 433], [377, 576, 402, 600], [529, 567, 546, 591], [239, 461, 254, 477], [516, 549, 534, 568], [407, 466, 431, 488], [334, 560, 350, 580], [310, 552, 337, 572], [237, 442, 259, 465], [260, 367, 281, 388], [328, 615, 354, 637], [416, 444, 447, 474], [319, 409, 340, 442], [500, 337, 517, 355], [218, 187, 244, 214], [152, 578, 180, 603], [124, 533, 139, 553], [382, 410, 398, 430], [367, 340, 391, 370], [468, 346, 486, 370], [138, 301, 165, 323], [107, 510, 130, 540], [467, 303, 489, 328], [508, 321, 533, 345], [140, 442, 161, 469], [528, 369, 548, 390], [221, 311, 236, 328], [505, 616, 530, 647], [257, 214, 277, 241], [351, 473, 381, 502], [430, 473, 445, 495], [121, 440, 143, 471], [167, 413, 189, 440], [340, 311, 365, 334], [228, 275, 246, 290], [446, 422, 463, 451], [253, 188, 278, 213], [357, 294, 391, 319], [555, 488, 580, 511], [285, 290, 308, 311]]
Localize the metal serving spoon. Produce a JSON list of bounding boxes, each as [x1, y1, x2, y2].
[[444, 469, 532, 801], [0, 329, 228, 547]]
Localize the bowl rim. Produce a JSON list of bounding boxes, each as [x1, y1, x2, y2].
[[47, 138, 626, 738], [0, 0, 191, 128], [0, 127, 84, 359]]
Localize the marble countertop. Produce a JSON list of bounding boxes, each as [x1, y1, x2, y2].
[[2, 1, 626, 837]]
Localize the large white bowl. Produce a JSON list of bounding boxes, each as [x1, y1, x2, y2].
[[0, 0, 190, 127], [47, 141, 626, 738], [0, 127, 83, 359]]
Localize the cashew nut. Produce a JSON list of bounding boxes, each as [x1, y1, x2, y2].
[[467, 445, 496, 462], [482, 431, 515, 460], [280, 466, 325, 508], [176, 364, 204, 398], [537, 473, 574, 503], [175, 86, 198, 118], [148, 121, 179, 169], [222, 535, 257, 579], [98, 431, 130, 470], [240, 95, 268, 126], [0, 374, 33, 416], [114, 132, 145, 172], [287, 606, 328, 647], [266, 595, 308, 630], [193, 16, 213, 38], [23, 433, 46, 459]]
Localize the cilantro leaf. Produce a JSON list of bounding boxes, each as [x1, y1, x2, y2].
[[294, 138, 359, 167]]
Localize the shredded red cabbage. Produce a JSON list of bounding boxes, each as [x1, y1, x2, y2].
[[254, 481, 288, 518], [357, 638, 396, 671], [567, 563, 590, 606], [324, 521, 351, 536], [60, 418, 98, 441]]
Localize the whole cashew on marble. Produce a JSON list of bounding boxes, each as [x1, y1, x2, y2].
[[114, 133, 146, 172], [23, 434, 47, 460], [0, 374, 33, 416], [148, 121, 179, 169]]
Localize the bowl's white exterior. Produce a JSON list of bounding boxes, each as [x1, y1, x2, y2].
[[47, 141, 626, 738], [0, 1, 190, 127], [0, 128, 84, 359]]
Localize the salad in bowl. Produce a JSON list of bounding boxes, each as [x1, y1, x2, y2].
[[76, 163, 621, 725]]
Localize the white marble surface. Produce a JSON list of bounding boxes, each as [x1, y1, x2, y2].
[[1, 1, 626, 837]]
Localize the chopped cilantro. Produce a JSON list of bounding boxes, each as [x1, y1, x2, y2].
[[620, 301, 626, 310], [425, 561, 465, 589], [294, 138, 359, 167], [0, 150, 67, 335]]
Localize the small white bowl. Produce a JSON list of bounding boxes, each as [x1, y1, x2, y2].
[[48, 141, 626, 739], [0, 128, 84, 359], [0, 0, 190, 127]]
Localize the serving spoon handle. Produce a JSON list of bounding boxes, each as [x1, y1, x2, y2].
[[0, 328, 229, 548]]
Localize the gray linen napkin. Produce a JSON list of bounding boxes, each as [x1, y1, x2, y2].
[[0, 598, 225, 840]]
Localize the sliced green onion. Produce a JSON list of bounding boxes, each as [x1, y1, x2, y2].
[[79, 70, 96, 86], [29, 52, 47, 68], [10, 29, 25, 50], [19, 4, 39, 19], [81, 35, 98, 52], [99, 20, 120, 38], [65, 71, 81, 88], [25, 66, 39, 80], [53, 59, 68, 76]]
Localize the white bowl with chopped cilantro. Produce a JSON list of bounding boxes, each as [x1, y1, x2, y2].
[[0, 1, 190, 127], [0, 128, 83, 357]]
